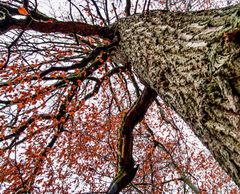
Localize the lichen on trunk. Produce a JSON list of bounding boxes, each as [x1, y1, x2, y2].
[[112, 4, 240, 187]]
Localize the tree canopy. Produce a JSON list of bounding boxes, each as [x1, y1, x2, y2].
[[0, 0, 239, 193]]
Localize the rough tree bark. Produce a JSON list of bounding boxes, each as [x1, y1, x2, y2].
[[112, 4, 240, 187]]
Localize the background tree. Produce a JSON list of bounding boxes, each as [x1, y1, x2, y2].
[[0, 0, 239, 193]]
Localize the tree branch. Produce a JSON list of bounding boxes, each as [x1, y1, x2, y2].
[[107, 86, 157, 193], [0, 17, 114, 39], [125, 0, 131, 16], [0, 3, 115, 39]]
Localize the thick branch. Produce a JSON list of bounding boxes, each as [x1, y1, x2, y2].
[[0, 2, 114, 38], [125, 0, 131, 16], [107, 86, 157, 194], [0, 17, 114, 39], [0, 3, 114, 39]]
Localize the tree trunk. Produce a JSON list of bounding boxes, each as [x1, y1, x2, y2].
[[112, 4, 240, 187]]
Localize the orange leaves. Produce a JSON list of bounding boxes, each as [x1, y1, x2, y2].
[[14, 75, 24, 83], [17, 102, 24, 109], [230, 188, 239, 194], [59, 72, 66, 78], [18, 7, 29, 16], [0, 133, 4, 139], [50, 72, 66, 79]]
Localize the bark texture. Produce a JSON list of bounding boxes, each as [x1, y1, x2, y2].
[[113, 4, 240, 187]]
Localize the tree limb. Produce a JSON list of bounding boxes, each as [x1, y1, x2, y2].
[[107, 86, 157, 193]]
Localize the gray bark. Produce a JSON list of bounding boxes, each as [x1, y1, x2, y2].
[[112, 4, 240, 187]]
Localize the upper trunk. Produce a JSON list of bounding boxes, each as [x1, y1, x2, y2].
[[112, 4, 240, 187]]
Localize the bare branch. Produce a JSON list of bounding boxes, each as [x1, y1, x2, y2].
[[125, 0, 131, 16]]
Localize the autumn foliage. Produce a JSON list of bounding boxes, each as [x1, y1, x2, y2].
[[0, 0, 239, 193]]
